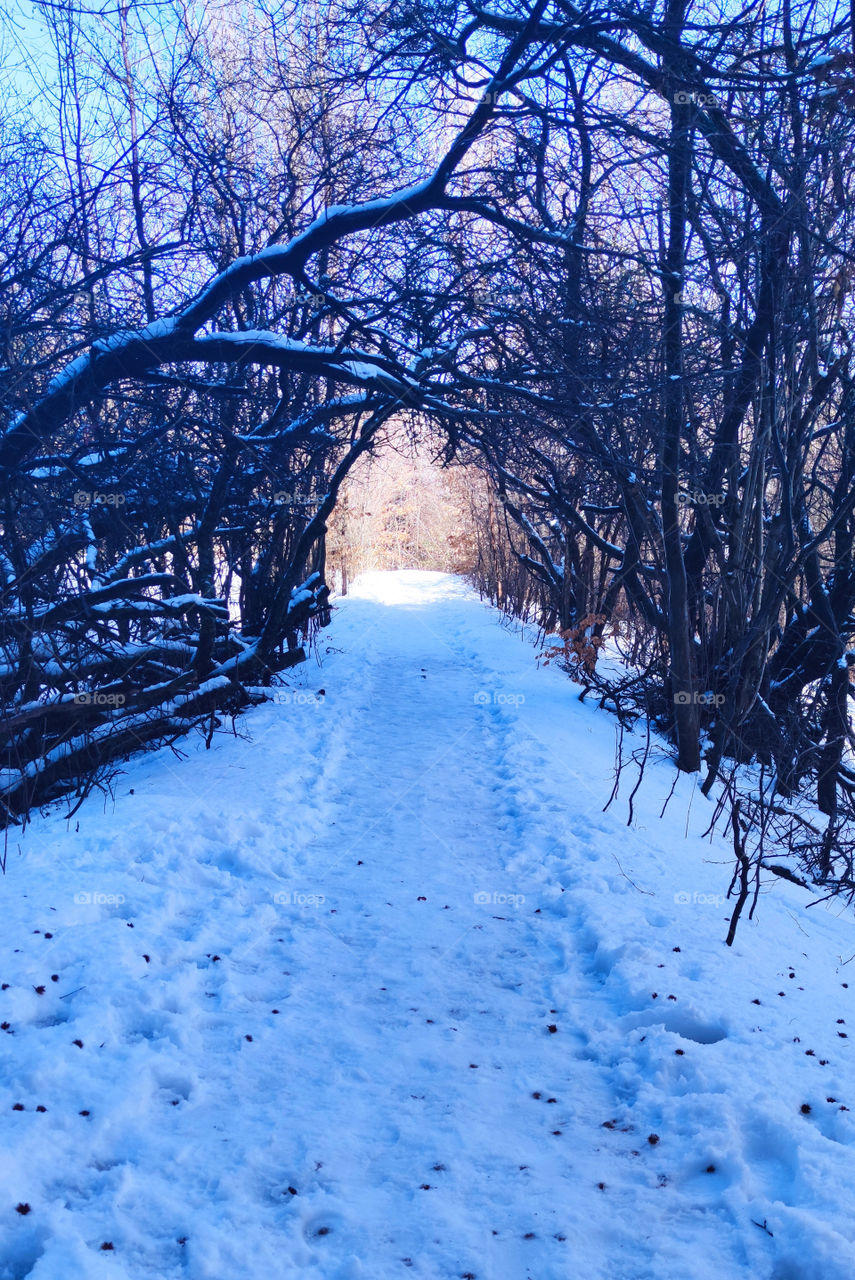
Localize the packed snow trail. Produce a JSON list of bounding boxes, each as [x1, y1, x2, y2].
[[2, 572, 855, 1280]]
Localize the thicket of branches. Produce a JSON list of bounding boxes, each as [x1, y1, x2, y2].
[[326, 439, 479, 587], [2, 0, 855, 900]]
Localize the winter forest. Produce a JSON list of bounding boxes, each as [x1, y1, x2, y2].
[[3, 0, 855, 1275]]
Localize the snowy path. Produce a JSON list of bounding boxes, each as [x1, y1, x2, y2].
[[2, 572, 855, 1279]]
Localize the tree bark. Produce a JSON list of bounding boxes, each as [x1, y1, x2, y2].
[[661, 2, 700, 772]]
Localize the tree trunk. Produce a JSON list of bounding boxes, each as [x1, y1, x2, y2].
[[661, 5, 699, 772]]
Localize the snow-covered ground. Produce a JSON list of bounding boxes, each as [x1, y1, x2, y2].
[[2, 571, 855, 1279]]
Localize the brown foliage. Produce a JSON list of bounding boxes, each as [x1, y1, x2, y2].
[[540, 614, 607, 676]]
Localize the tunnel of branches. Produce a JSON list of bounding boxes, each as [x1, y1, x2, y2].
[[3, 0, 855, 890]]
